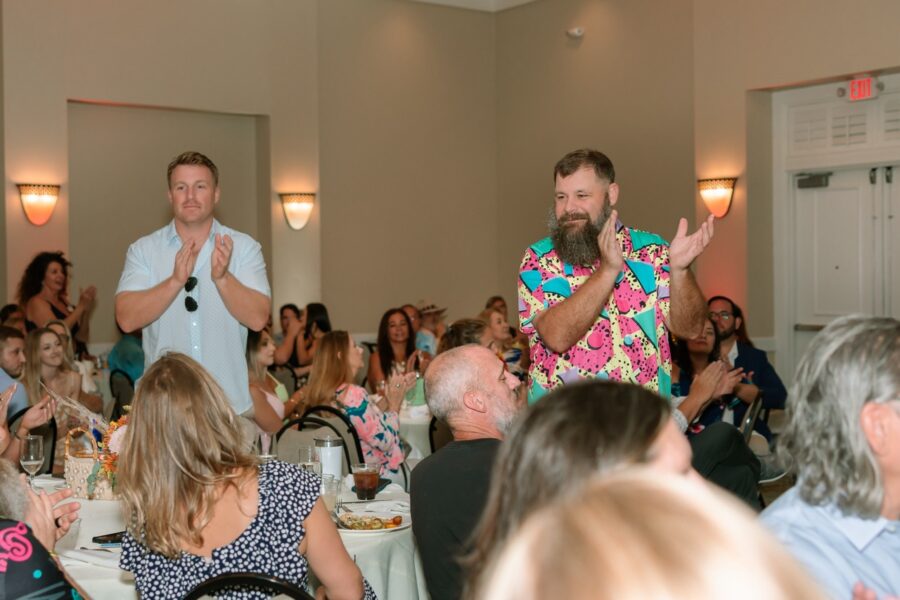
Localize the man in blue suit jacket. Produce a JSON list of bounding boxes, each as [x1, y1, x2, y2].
[[707, 296, 787, 441]]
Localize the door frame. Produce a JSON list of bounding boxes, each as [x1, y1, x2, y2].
[[772, 77, 900, 380]]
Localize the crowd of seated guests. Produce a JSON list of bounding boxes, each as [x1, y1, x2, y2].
[[2, 267, 895, 600]]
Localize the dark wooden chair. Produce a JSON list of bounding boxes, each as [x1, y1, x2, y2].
[[428, 416, 453, 454], [108, 369, 134, 421], [183, 572, 314, 600]]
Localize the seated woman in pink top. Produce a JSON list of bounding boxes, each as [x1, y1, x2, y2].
[[304, 331, 414, 477], [247, 329, 305, 434]]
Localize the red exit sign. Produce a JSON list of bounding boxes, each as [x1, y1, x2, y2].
[[849, 77, 878, 102]]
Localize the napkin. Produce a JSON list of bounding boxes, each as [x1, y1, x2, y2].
[[357, 500, 410, 514], [59, 548, 122, 570]]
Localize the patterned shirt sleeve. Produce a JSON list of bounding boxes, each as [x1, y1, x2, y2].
[[652, 241, 671, 325], [518, 246, 546, 336], [339, 385, 403, 473]]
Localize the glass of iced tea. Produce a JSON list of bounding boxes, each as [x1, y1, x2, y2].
[[351, 462, 380, 500]]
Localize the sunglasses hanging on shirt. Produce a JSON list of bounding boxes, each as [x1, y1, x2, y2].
[[184, 276, 198, 312]]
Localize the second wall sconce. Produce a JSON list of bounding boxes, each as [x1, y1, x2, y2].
[[697, 178, 737, 218], [279, 193, 316, 230], [18, 184, 60, 226]]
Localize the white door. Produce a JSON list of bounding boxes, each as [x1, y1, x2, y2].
[[886, 166, 900, 319], [791, 168, 878, 369]]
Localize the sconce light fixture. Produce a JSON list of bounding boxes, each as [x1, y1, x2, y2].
[[279, 193, 316, 230], [697, 178, 737, 218], [17, 184, 60, 226]]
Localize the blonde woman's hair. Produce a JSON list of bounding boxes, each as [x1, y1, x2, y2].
[[23, 328, 71, 406], [46, 319, 77, 367], [117, 352, 258, 559], [304, 331, 353, 407], [479, 471, 824, 600]]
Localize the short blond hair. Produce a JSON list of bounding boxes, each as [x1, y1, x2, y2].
[[117, 353, 257, 558], [479, 471, 823, 600]]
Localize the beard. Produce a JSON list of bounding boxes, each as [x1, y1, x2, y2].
[[717, 323, 736, 339], [548, 198, 613, 266]]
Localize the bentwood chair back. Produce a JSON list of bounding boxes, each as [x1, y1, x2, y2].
[[108, 369, 134, 421], [301, 406, 364, 466], [428, 416, 453, 454], [275, 422, 321, 465], [8, 407, 57, 475], [183, 572, 314, 600]]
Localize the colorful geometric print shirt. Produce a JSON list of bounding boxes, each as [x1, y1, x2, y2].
[[518, 222, 672, 403]]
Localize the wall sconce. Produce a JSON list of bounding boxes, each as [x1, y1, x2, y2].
[[697, 178, 737, 218], [17, 184, 60, 226], [279, 193, 316, 230]]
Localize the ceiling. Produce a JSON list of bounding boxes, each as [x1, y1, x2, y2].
[[406, 0, 539, 12]]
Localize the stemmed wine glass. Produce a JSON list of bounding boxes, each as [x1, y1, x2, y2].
[[20, 435, 44, 489]]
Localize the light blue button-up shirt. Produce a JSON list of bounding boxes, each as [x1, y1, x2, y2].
[[762, 486, 900, 599], [0, 367, 28, 417], [116, 219, 270, 414]]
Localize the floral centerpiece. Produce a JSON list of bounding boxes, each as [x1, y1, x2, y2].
[[87, 414, 128, 497]]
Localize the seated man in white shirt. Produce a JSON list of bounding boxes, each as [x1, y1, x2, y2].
[[761, 315, 900, 600]]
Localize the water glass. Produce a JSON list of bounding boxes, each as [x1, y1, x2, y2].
[[298, 445, 321, 475], [321, 474, 341, 514], [255, 432, 277, 463], [20, 435, 44, 488]]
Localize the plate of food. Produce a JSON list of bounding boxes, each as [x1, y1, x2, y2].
[[336, 512, 410, 533]]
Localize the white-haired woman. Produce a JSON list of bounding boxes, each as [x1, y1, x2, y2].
[[117, 353, 375, 599], [0, 458, 82, 597], [479, 471, 823, 600]]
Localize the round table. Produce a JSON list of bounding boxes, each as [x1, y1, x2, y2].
[[399, 412, 432, 460], [43, 476, 428, 600]]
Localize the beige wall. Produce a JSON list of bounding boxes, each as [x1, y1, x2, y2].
[[2, 0, 320, 341], [495, 0, 697, 309], [318, 0, 498, 331], [693, 0, 900, 336], [67, 102, 261, 344], [7, 0, 900, 345]]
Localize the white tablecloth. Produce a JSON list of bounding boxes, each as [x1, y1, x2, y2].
[[399, 413, 432, 460], [47, 478, 427, 600]]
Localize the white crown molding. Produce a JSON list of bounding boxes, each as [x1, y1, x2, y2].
[[404, 0, 538, 13]]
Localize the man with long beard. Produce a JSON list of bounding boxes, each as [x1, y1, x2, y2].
[[518, 149, 714, 402]]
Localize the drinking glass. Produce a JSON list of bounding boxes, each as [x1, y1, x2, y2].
[[20, 435, 44, 489], [255, 432, 277, 463], [321, 474, 341, 514], [298, 445, 321, 475], [351, 462, 380, 500]]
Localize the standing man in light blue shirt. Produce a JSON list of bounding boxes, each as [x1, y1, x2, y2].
[[761, 315, 900, 600], [115, 151, 270, 425]]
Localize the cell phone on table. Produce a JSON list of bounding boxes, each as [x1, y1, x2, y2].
[[91, 530, 125, 545]]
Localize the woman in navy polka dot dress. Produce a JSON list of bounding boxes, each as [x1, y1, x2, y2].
[[116, 353, 375, 599]]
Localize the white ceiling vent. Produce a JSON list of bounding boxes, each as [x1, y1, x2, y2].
[[883, 96, 900, 141], [789, 107, 828, 153], [831, 109, 867, 146]]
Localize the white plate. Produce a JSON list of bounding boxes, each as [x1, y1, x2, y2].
[[336, 511, 411, 534]]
